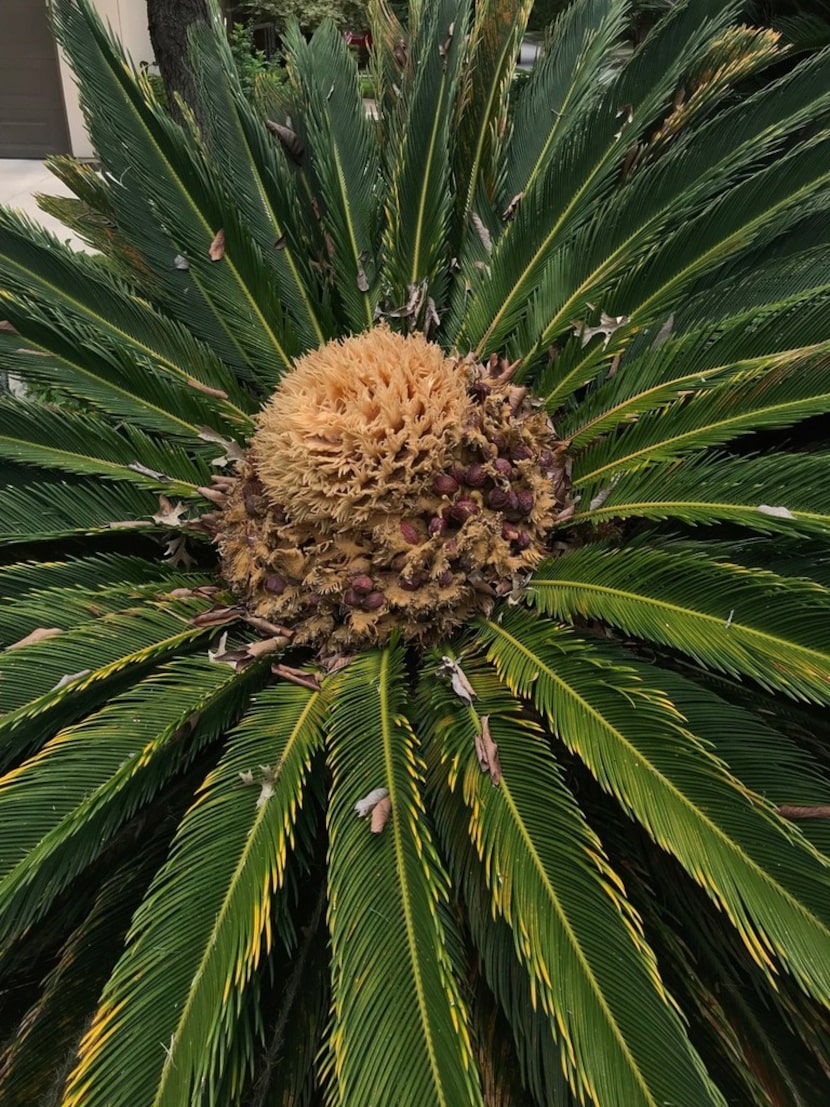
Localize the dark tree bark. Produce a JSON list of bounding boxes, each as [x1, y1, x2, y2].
[[147, 0, 211, 125]]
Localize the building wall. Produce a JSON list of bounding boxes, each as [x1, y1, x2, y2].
[[58, 0, 154, 158]]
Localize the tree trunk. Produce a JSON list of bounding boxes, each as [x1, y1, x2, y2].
[[147, 0, 210, 126]]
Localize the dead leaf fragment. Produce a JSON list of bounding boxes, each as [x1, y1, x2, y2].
[[107, 519, 148, 530], [572, 311, 631, 349], [256, 765, 277, 809], [185, 377, 228, 399], [208, 632, 231, 664], [502, 192, 523, 221], [370, 794, 392, 833], [7, 627, 63, 651], [777, 804, 830, 820], [191, 606, 244, 628], [439, 656, 477, 704], [129, 461, 172, 482], [197, 426, 245, 464], [356, 268, 370, 292], [470, 212, 492, 255], [271, 663, 322, 691], [757, 504, 795, 519], [354, 786, 389, 819], [474, 715, 502, 786], [209, 228, 225, 262], [173, 253, 190, 270], [245, 635, 290, 659], [265, 119, 304, 162], [164, 536, 196, 568], [239, 770, 255, 786], [53, 669, 91, 691], [153, 495, 189, 527]]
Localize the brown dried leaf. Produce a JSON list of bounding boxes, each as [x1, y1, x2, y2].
[[190, 606, 244, 628], [439, 656, 477, 704], [370, 794, 392, 833], [197, 426, 245, 463], [572, 311, 631, 349], [185, 377, 228, 399], [7, 627, 63, 651], [777, 804, 830, 820], [476, 715, 502, 786], [152, 495, 189, 527], [271, 663, 322, 691], [197, 485, 228, 506], [164, 536, 196, 568], [209, 229, 225, 262], [244, 615, 294, 638], [245, 635, 290, 660], [470, 212, 492, 255], [501, 192, 523, 221], [265, 119, 304, 162], [129, 460, 172, 481]]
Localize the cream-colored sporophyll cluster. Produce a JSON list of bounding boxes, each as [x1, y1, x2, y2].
[[218, 327, 569, 649]]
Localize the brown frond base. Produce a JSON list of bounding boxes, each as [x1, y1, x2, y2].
[[217, 329, 570, 649]]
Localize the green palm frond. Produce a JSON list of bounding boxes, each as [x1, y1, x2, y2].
[[570, 451, 830, 534], [529, 539, 830, 699], [62, 681, 325, 1107], [0, 397, 208, 492], [324, 644, 480, 1106], [423, 648, 724, 1107], [477, 609, 830, 1001], [3, 0, 830, 1102], [0, 658, 265, 948]]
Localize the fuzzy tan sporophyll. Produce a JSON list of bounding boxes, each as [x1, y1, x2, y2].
[[219, 328, 569, 648]]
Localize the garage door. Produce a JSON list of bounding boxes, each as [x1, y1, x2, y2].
[[0, 1, 70, 158]]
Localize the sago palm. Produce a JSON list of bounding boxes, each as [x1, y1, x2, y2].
[[2, 0, 830, 1103]]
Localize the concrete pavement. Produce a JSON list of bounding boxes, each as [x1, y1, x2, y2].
[[0, 159, 84, 247]]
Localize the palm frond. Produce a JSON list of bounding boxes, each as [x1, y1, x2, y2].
[[53, 0, 299, 382], [281, 22, 381, 332], [381, 0, 472, 307], [573, 356, 830, 491], [571, 451, 830, 535], [423, 646, 724, 1107], [324, 643, 480, 1106], [559, 296, 830, 445], [0, 474, 166, 545], [62, 680, 325, 1107], [529, 539, 830, 700], [0, 658, 264, 948], [0, 841, 166, 1107], [188, 22, 335, 352], [0, 209, 253, 424], [454, 0, 534, 228], [0, 397, 208, 493], [0, 597, 214, 769], [478, 609, 830, 1003]]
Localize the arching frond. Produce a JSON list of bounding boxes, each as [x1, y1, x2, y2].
[[571, 451, 830, 535], [324, 644, 481, 1107], [62, 681, 325, 1107], [529, 539, 830, 700], [0, 658, 264, 947], [422, 647, 723, 1107], [477, 609, 830, 1003]]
